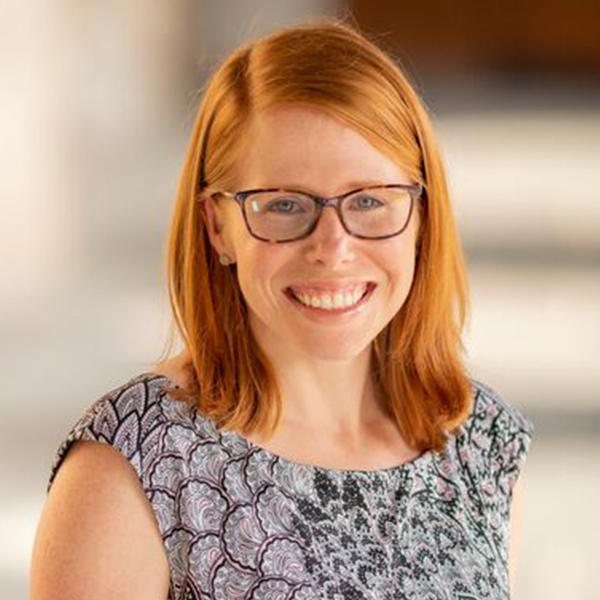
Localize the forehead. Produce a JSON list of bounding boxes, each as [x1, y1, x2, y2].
[[237, 104, 410, 194]]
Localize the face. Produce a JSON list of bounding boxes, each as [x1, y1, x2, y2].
[[204, 104, 421, 362]]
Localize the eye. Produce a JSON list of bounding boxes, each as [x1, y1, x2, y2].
[[265, 197, 306, 214], [349, 194, 384, 210]]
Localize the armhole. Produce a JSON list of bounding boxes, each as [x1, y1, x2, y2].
[[472, 379, 535, 506], [47, 377, 164, 494]]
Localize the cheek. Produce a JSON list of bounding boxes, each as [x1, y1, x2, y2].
[[226, 220, 276, 307], [381, 234, 417, 274], [234, 246, 286, 311], [377, 239, 418, 300]]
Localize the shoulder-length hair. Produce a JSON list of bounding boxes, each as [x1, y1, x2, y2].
[[154, 19, 473, 454]]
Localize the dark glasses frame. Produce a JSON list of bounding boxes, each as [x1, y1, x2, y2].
[[209, 184, 423, 243]]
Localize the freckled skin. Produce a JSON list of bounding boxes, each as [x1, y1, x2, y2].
[[206, 104, 421, 362]]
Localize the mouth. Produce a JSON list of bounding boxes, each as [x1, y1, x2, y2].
[[283, 282, 377, 316]]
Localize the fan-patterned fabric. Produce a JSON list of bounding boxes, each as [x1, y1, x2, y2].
[[47, 373, 534, 600]]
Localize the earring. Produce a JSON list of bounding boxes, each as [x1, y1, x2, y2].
[[219, 253, 233, 266]]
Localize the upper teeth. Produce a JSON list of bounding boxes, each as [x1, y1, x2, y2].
[[290, 284, 368, 310]]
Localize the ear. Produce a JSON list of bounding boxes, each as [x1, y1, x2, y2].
[[201, 194, 236, 260]]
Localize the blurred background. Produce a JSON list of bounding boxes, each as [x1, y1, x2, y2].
[[1, 1, 598, 598]]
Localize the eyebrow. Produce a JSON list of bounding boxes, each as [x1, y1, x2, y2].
[[263, 180, 391, 195]]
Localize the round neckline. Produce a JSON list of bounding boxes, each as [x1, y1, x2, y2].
[[225, 427, 432, 476], [143, 371, 433, 477]]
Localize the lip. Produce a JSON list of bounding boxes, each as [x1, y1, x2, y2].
[[283, 282, 377, 320], [286, 280, 375, 294]]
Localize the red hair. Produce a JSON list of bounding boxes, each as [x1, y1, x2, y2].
[[154, 19, 472, 454]]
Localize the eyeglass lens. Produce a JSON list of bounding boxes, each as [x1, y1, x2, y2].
[[244, 187, 413, 240]]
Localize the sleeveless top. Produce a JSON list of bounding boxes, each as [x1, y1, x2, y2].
[[47, 372, 534, 600]]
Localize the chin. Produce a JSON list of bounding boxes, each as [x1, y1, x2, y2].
[[295, 335, 373, 362]]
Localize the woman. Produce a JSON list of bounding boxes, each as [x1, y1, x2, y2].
[[31, 20, 534, 600]]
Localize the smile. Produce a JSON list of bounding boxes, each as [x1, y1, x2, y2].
[[283, 282, 377, 315]]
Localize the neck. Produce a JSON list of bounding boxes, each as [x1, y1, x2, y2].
[[251, 329, 389, 443]]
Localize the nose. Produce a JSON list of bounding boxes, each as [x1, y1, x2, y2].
[[303, 206, 355, 267]]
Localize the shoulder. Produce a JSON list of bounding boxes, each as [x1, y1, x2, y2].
[[454, 378, 535, 509], [47, 372, 201, 494], [466, 378, 535, 470], [42, 372, 221, 596], [468, 378, 535, 439], [34, 374, 182, 599]]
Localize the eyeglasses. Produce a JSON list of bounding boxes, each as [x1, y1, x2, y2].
[[211, 184, 423, 243]]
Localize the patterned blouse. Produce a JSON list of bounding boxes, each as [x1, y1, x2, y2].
[[47, 372, 534, 600]]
